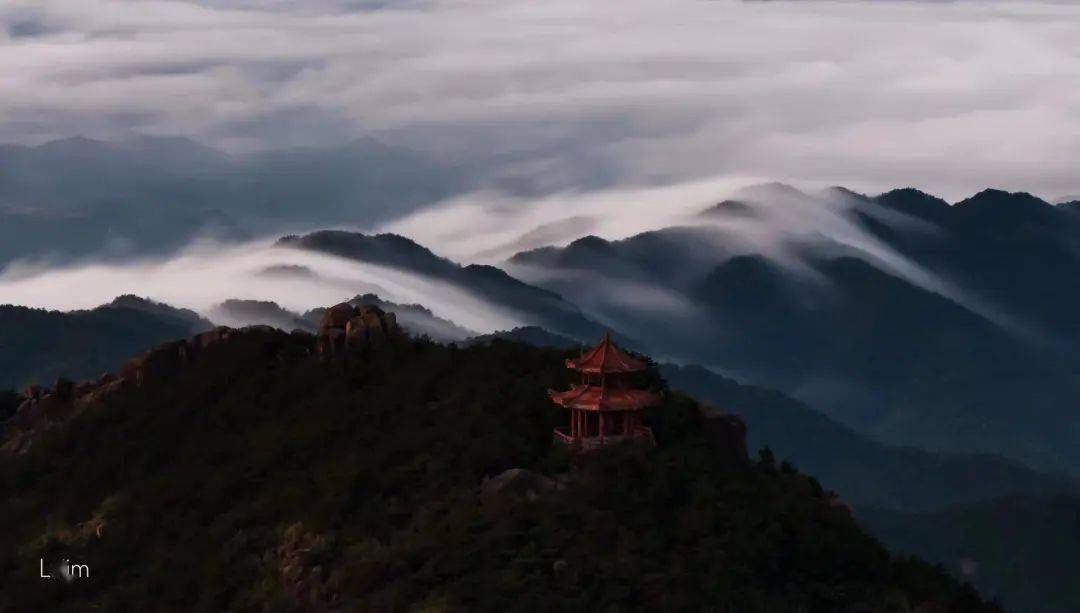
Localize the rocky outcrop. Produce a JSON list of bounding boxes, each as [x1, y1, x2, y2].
[[316, 302, 401, 360], [5, 304, 396, 420], [323, 303, 356, 329], [1, 325, 283, 455], [22, 385, 43, 402], [306, 294, 477, 343], [274, 523, 337, 608]]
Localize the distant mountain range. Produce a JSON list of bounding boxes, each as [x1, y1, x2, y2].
[[506, 185, 1080, 476], [861, 494, 1080, 613], [7, 186, 1079, 476], [0, 136, 463, 268], [660, 363, 1077, 513], [5, 181, 1080, 610], [277, 231, 608, 342]]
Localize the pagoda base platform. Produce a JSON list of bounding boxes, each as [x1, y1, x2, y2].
[[553, 425, 655, 451]]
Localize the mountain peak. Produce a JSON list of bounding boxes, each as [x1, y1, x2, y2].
[[734, 181, 808, 203], [956, 188, 1051, 209], [952, 189, 1056, 227], [822, 186, 869, 202], [873, 188, 951, 223], [98, 294, 211, 331], [699, 199, 757, 218], [277, 230, 459, 276], [566, 235, 611, 250]]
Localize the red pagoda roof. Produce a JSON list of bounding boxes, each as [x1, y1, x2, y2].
[[566, 332, 648, 374], [549, 384, 659, 412]]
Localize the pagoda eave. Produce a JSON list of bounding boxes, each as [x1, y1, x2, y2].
[[564, 332, 649, 374], [548, 386, 660, 412]]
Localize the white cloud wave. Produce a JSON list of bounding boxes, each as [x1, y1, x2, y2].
[[0, 239, 523, 333]]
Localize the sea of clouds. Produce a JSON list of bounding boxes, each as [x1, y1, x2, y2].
[[1, 0, 1079, 200], [1, 0, 1077, 336]]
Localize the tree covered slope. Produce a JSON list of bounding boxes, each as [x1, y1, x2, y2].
[[0, 329, 992, 612], [0, 297, 210, 390]]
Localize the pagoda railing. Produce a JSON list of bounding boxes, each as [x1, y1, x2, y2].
[[553, 425, 654, 449], [553, 427, 575, 444]]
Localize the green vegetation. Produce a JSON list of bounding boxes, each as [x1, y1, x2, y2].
[[0, 330, 994, 611], [0, 301, 206, 389]]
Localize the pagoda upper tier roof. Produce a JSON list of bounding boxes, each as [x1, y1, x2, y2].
[[549, 384, 660, 412], [567, 333, 649, 374]]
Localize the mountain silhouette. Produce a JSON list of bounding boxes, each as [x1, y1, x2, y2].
[[280, 231, 607, 341]]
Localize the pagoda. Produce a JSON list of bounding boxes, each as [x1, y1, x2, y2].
[[550, 333, 659, 450]]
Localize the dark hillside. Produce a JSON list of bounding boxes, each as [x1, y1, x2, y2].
[[0, 330, 993, 612], [0, 301, 210, 389], [861, 494, 1080, 613], [662, 364, 1076, 513]]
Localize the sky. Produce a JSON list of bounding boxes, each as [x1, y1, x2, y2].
[[1, 0, 1079, 202]]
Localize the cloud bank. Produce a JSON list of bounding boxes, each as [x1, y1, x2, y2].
[[0, 240, 523, 333], [1, 0, 1079, 200]]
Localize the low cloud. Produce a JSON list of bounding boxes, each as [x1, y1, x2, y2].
[[388, 178, 1038, 347], [0, 239, 523, 333], [381, 176, 764, 263]]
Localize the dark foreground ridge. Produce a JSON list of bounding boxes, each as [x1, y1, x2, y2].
[[0, 323, 994, 611]]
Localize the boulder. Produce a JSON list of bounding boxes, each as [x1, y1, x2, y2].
[[321, 303, 355, 330], [315, 302, 402, 359], [316, 328, 346, 359], [360, 308, 388, 345], [342, 305, 402, 351], [120, 340, 186, 387], [79, 377, 128, 407], [344, 315, 367, 340]]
